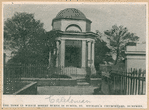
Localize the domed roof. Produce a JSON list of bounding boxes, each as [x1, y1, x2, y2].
[[52, 8, 91, 23], [56, 8, 86, 19]]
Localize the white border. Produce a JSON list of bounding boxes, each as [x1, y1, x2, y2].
[[2, 2, 149, 4], [2, 2, 148, 108]]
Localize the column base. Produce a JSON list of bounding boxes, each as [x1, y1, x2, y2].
[[90, 64, 96, 75]]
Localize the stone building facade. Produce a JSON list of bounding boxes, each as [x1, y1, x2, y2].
[[49, 8, 97, 78], [125, 44, 146, 71]]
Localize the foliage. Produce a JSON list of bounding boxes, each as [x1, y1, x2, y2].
[[45, 30, 62, 67], [94, 33, 114, 70], [4, 12, 49, 65], [4, 12, 45, 50], [104, 25, 139, 65]]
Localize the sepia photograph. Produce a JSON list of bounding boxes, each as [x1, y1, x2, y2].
[[2, 2, 148, 108]]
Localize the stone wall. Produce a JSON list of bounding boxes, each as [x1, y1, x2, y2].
[[21, 78, 77, 86], [13, 81, 37, 95]]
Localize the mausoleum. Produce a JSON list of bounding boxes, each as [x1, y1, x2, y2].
[[49, 8, 97, 78]]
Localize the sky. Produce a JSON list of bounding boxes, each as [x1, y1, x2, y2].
[[3, 3, 147, 42]]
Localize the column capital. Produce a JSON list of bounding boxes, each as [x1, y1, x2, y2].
[[55, 37, 61, 40], [92, 40, 95, 43], [87, 40, 92, 43], [56, 40, 61, 44], [61, 39, 65, 41], [87, 40, 95, 43]]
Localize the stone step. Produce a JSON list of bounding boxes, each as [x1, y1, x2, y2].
[[77, 80, 88, 82], [77, 82, 90, 86], [77, 80, 86, 83], [77, 79, 86, 82], [61, 67, 87, 79]]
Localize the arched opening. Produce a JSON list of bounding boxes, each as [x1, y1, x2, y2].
[[65, 24, 82, 32], [65, 40, 82, 68]]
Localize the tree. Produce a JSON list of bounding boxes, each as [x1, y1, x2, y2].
[[4, 12, 46, 64], [104, 25, 139, 65], [44, 30, 62, 67], [4, 12, 45, 50], [94, 31, 114, 70]]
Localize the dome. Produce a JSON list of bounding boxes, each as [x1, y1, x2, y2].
[[52, 8, 91, 23], [56, 8, 86, 19]]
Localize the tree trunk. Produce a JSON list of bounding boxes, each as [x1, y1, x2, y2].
[[114, 54, 119, 65], [114, 47, 119, 65], [114, 34, 121, 65], [48, 51, 51, 67]]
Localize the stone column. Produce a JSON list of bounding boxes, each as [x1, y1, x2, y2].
[[82, 40, 86, 68], [56, 41, 59, 67], [91, 40, 96, 74], [87, 41, 91, 67], [91, 41, 95, 65], [60, 40, 65, 67], [58, 41, 61, 67]]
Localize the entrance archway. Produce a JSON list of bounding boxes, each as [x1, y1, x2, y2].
[[65, 40, 82, 68]]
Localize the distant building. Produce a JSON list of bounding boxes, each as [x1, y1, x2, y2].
[[125, 43, 146, 71]]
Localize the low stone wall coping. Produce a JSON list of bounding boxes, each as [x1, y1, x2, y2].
[[13, 82, 37, 95], [21, 78, 39, 80], [21, 78, 74, 80], [90, 78, 102, 80]]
